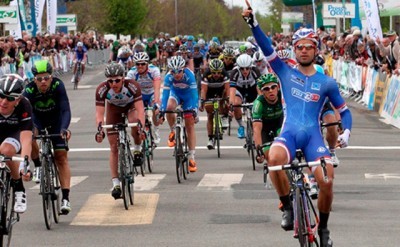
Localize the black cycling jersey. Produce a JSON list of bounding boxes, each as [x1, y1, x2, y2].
[[0, 97, 33, 141], [202, 68, 229, 98]]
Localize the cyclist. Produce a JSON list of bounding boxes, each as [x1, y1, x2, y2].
[[199, 59, 230, 149], [206, 42, 222, 61], [252, 74, 283, 162], [0, 74, 32, 213], [127, 52, 162, 143], [23, 60, 73, 214], [95, 63, 145, 200], [71, 41, 87, 83], [229, 53, 261, 139], [252, 51, 272, 75], [243, 6, 352, 247], [117, 45, 134, 72], [160, 56, 199, 172], [145, 37, 160, 64], [220, 47, 236, 77]]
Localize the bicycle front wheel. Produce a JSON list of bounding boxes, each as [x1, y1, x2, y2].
[[52, 162, 61, 224], [41, 158, 53, 230], [127, 151, 135, 206], [119, 143, 129, 210], [0, 173, 16, 247], [246, 120, 256, 170], [296, 188, 307, 247], [175, 127, 184, 183], [214, 112, 221, 158]]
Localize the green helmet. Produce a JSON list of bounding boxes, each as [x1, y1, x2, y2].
[[239, 44, 247, 53], [257, 73, 278, 89], [32, 60, 53, 75], [209, 59, 224, 72]]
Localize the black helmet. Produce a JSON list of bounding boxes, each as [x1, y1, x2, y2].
[[31, 60, 53, 76], [105, 63, 125, 77], [0, 74, 25, 97]]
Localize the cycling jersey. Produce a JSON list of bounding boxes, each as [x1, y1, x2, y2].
[[193, 52, 204, 69], [251, 25, 352, 162], [126, 64, 161, 105], [230, 66, 260, 103], [75, 46, 87, 61], [201, 68, 229, 98], [0, 97, 33, 143], [161, 68, 198, 111], [95, 79, 142, 108], [145, 44, 158, 60], [254, 59, 271, 75], [23, 78, 71, 132]]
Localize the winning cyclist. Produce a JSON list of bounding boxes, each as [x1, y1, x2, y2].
[[252, 74, 283, 162], [199, 59, 230, 149], [243, 3, 352, 246], [0, 74, 32, 213], [71, 41, 87, 83], [160, 56, 199, 172], [95, 63, 145, 200], [127, 52, 162, 143], [229, 53, 261, 139], [23, 60, 73, 214]]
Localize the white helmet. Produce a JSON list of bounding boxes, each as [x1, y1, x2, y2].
[[236, 54, 253, 68], [168, 56, 186, 70], [77, 41, 83, 47], [253, 51, 265, 62]]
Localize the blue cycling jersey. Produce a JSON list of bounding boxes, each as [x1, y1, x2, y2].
[[251, 26, 352, 162], [75, 46, 87, 61], [161, 68, 198, 111]]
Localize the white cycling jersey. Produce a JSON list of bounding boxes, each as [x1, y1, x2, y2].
[[126, 64, 161, 95]]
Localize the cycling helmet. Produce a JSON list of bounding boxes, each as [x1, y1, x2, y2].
[[314, 64, 325, 74], [32, 60, 53, 75], [245, 42, 253, 50], [253, 51, 265, 62], [77, 41, 83, 47], [257, 73, 279, 90], [223, 47, 235, 57], [315, 54, 325, 66], [133, 52, 149, 63], [239, 45, 247, 54], [276, 50, 291, 60], [187, 35, 194, 41], [209, 59, 224, 72], [198, 39, 206, 46], [168, 56, 186, 70], [292, 28, 318, 46], [193, 44, 200, 51], [104, 63, 125, 77], [179, 44, 187, 52], [247, 36, 255, 43], [0, 74, 25, 97], [236, 54, 253, 68]]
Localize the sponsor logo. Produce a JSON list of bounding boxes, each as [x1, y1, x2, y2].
[[317, 146, 327, 153], [290, 75, 305, 86], [311, 82, 321, 91], [275, 137, 286, 142], [291, 88, 320, 102]]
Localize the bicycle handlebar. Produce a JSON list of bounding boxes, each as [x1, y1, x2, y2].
[[202, 97, 229, 103], [0, 155, 25, 163], [102, 122, 139, 129], [321, 121, 341, 128]]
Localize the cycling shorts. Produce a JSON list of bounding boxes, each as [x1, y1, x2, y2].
[[235, 86, 258, 103], [142, 93, 155, 107], [39, 125, 69, 151], [169, 90, 197, 112], [1, 135, 21, 154], [105, 101, 136, 136]]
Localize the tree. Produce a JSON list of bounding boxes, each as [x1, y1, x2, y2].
[[103, 0, 148, 36]]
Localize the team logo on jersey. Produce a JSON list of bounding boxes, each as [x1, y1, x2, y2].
[[291, 88, 320, 102], [311, 82, 321, 91], [290, 75, 305, 86]]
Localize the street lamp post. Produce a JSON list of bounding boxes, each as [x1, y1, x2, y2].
[[175, 0, 178, 36]]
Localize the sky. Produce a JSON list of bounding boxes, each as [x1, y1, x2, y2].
[[224, 0, 270, 15]]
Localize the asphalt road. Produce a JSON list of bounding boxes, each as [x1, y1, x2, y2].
[[10, 65, 400, 247]]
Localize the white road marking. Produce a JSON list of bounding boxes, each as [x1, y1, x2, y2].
[[134, 174, 166, 191], [71, 117, 80, 123], [364, 173, 400, 180], [30, 176, 88, 190], [76, 85, 92, 89], [197, 173, 243, 190]]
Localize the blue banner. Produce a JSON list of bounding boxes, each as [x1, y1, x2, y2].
[[17, 0, 28, 31], [27, 0, 37, 35]]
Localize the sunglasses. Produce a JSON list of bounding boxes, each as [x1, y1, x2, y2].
[[295, 44, 316, 51], [107, 78, 123, 84], [224, 57, 233, 60], [261, 84, 278, 92], [0, 93, 18, 102], [35, 75, 51, 81], [211, 70, 222, 74], [171, 69, 183, 74], [240, 67, 251, 71], [136, 62, 147, 66]]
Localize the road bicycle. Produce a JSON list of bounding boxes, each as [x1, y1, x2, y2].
[[101, 115, 141, 210], [265, 151, 331, 247], [203, 98, 227, 158], [232, 102, 256, 170], [0, 154, 27, 247], [72, 62, 82, 90], [142, 106, 156, 173], [34, 129, 64, 230], [163, 107, 194, 183]]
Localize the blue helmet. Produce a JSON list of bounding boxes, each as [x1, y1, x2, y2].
[[292, 28, 318, 46]]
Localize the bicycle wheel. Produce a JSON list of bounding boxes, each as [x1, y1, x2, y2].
[[182, 127, 188, 180], [41, 158, 53, 230], [126, 151, 135, 206], [0, 172, 15, 247], [175, 127, 184, 183], [214, 112, 221, 158], [145, 124, 155, 173], [118, 143, 129, 210], [52, 162, 61, 224], [296, 188, 307, 247], [228, 116, 232, 136], [247, 120, 256, 170]]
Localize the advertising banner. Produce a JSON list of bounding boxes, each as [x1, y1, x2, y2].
[[46, 0, 57, 34], [360, 0, 382, 40]]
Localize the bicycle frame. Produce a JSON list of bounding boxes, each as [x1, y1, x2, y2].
[[143, 106, 156, 173], [204, 98, 226, 158]]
